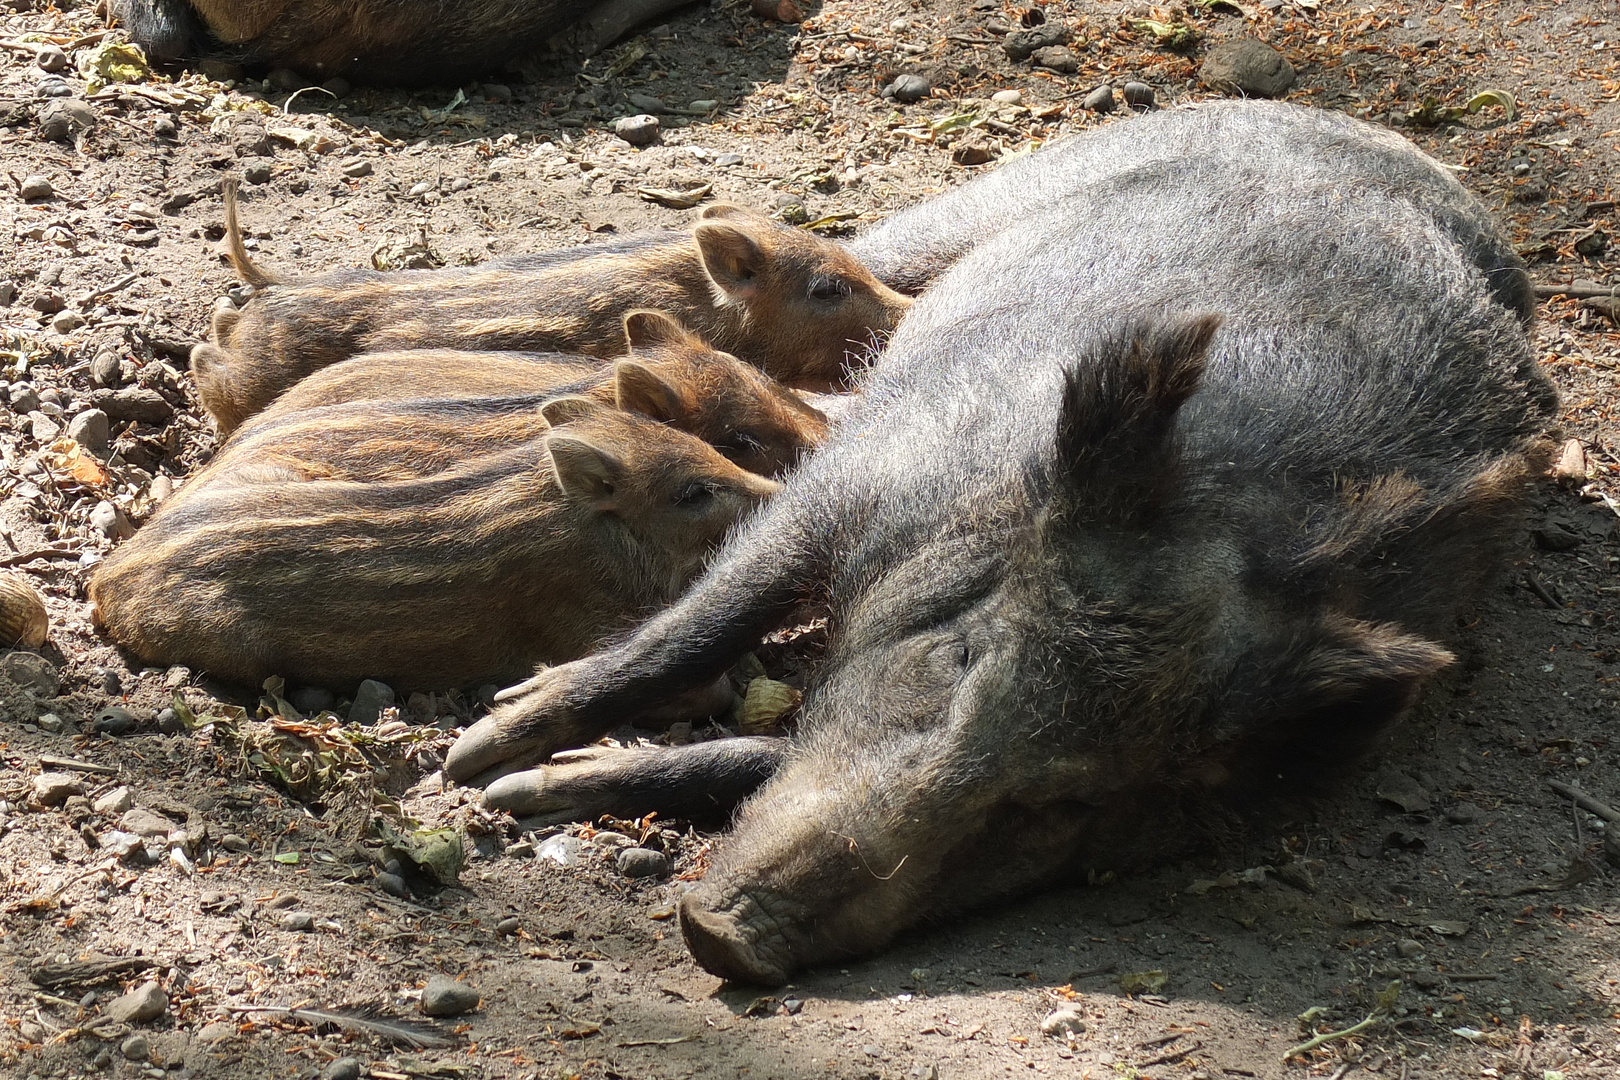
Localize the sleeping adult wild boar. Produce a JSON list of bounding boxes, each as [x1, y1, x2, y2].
[[443, 101, 1558, 984], [108, 0, 689, 84]]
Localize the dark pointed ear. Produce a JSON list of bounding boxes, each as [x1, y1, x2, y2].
[[547, 434, 625, 504], [613, 359, 695, 424], [1296, 615, 1455, 707], [694, 221, 767, 302], [540, 395, 609, 427], [623, 309, 697, 352], [1055, 313, 1220, 515]]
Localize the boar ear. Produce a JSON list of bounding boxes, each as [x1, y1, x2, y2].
[[699, 203, 754, 221], [623, 309, 696, 352], [1054, 313, 1220, 514], [540, 395, 609, 427], [613, 359, 695, 424], [694, 221, 766, 302], [547, 434, 625, 504]]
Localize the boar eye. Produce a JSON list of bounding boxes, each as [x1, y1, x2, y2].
[[672, 482, 717, 507], [717, 430, 765, 458], [808, 275, 852, 304]]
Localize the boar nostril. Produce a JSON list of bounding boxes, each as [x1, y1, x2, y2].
[[677, 893, 792, 986]]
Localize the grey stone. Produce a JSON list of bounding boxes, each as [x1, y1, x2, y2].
[[103, 981, 168, 1024], [94, 704, 139, 736], [90, 500, 133, 540], [1083, 85, 1116, 112], [1004, 24, 1070, 61], [887, 74, 931, 103], [321, 76, 352, 98], [153, 114, 178, 139], [120, 807, 173, 837], [37, 98, 96, 142], [120, 1033, 150, 1061], [481, 82, 512, 102], [68, 408, 109, 452], [94, 786, 135, 814], [536, 834, 582, 866], [375, 871, 410, 898], [991, 89, 1023, 105], [1445, 802, 1480, 825], [1199, 37, 1296, 99], [0, 281, 15, 306], [243, 162, 273, 184], [33, 772, 84, 806], [348, 679, 395, 724], [194, 1020, 236, 1044], [1029, 46, 1079, 73], [341, 159, 373, 178], [420, 975, 481, 1017], [280, 910, 316, 932], [1396, 938, 1424, 958], [2, 650, 59, 696], [35, 45, 69, 73], [9, 382, 41, 412], [20, 175, 53, 200], [449, 176, 471, 192], [323, 1058, 363, 1080], [267, 67, 305, 91], [92, 387, 173, 424], [616, 846, 670, 878], [495, 916, 521, 936], [627, 92, 666, 113], [1122, 81, 1156, 108], [91, 350, 122, 387], [407, 180, 434, 198], [30, 412, 61, 442], [50, 308, 83, 334], [612, 114, 660, 147], [156, 708, 185, 735], [1374, 766, 1432, 813], [1040, 1006, 1086, 1037]]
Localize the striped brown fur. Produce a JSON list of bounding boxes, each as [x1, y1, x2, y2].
[[196, 186, 909, 434], [89, 397, 779, 690], [233, 311, 828, 478]]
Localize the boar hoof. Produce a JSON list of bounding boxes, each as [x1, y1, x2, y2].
[[483, 760, 604, 817], [443, 712, 554, 784], [677, 892, 794, 986]]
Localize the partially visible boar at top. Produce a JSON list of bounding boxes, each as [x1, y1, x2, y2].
[[442, 101, 1557, 984], [89, 395, 779, 691], [849, 99, 1535, 322], [223, 311, 828, 478], [108, 0, 681, 85], [196, 190, 908, 434]]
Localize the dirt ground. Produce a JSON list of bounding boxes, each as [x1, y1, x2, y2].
[[1, 0, 1619, 1078]]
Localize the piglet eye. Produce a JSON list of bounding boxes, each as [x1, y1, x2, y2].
[[718, 430, 765, 457], [808, 276, 852, 303], [672, 482, 717, 507]]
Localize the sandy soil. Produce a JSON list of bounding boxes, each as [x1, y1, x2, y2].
[[1, 0, 1619, 1078]]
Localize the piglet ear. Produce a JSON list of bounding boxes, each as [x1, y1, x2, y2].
[[540, 395, 609, 427], [1055, 313, 1220, 516], [547, 434, 624, 505], [700, 202, 753, 221], [694, 221, 767, 302], [623, 310, 696, 352], [613, 359, 693, 425]]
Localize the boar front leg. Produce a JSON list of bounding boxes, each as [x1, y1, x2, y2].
[[444, 501, 820, 786], [487, 737, 791, 825]]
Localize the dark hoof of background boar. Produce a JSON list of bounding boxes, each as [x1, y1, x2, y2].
[[677, 892, 793, 986]]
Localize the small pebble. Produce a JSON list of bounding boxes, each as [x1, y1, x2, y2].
[[267, 67, 305, 90], [20, 175, 53, 200], [0, 280, 15, 306], [68, 408, 109, 452], [420, 975, 481, 1017], [221, 833, 250, 852], [243, 162, 273, 185], [375, 871, 410, 898], [33, 772, 84, 807], [449, 176, 471, 192], [321, 76, 352, 98], [94, 786, 135, 814], [536, 834, 582, 866], [1083, 85, 1117, 113], [1445, 802, 1479, 825], [627, 92, 666, 113], [120, 808, 172, 837], [155, 708, 185, 735], [495, 916, 521, 936], [323, 1058, 363, 1080], [407, 180, 434, 198], [94, 704, 139, 736], [1122, 81, 1156, 108], [51, 309, 84, 333], [195, 1020, 235, 1044], [153, 114, 178, 139], [1396, 938, 1424, 958], [715, 152, 744, 167], [342, 158, 374, 178], [616, 847, 670, 878], [120, 1033, 150, 1061], [481, 82, 513, 102], [30, 412, 61, 442], [1029, 45, 1079, 73], [91, 350, 122, 387], [1040, 1007, 1087, 1037], [10, 383, 41, 412], [36, 712, 66, 733], [991, 89, 1023, 105], [612, 114, 660, 147], [35, 45, 68, 73], [348, 678, 395, 724], [280, 910, 316, 932], [103, 981, 168, 1024], [37, 97, 97, 142], [1, 651, 59, 695], [887, 74, 931, 103], [90, 500, 132, 541]]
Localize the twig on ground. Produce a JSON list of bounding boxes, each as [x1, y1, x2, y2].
[[1546, 779, 1620, 822], [1534, 282, 1618, 299], [1283, 981, 1400, 1060]]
